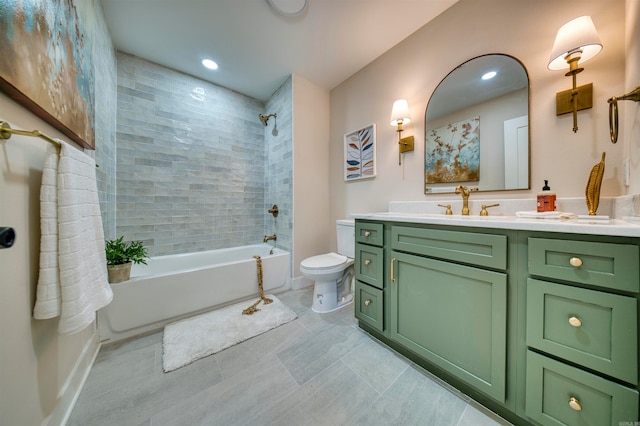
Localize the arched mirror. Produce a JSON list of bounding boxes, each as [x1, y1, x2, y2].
[[425, 54, 530, 194]]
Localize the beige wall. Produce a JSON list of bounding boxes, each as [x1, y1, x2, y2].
[[329, 0, 628, 234], [0, 93, 100, 425], [0, 1, 114, 424], [293, 75, 331, 280], [625, 0, 640, 194]]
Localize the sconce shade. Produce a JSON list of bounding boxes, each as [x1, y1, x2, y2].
[[548, 16, 602, 70], [390, 99, 412, 126]]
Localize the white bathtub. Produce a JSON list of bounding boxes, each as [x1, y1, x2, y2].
[[97, 244, 291, 343]]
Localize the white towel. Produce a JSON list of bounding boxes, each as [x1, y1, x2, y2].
[[33, 141, 113, 334]]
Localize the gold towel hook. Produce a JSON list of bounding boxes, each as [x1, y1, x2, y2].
[[607, 86, 640, 144]]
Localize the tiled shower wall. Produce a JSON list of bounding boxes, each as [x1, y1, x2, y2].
[[264, 77, 293, 255], [115, 52, 288, 256], [93, 1, 117, 240]]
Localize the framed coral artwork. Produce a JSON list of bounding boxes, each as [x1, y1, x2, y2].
[[425, 116, 480, 183], [344, 124, 376, 181], [0, 0, 96, 149]]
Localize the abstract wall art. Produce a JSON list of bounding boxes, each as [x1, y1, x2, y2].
[[344, 123, 376, 181], [425, 116, 480, 183], [0, 0, 96, 148]]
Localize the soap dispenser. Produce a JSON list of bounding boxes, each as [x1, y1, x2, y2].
[[537, 180, 556, 212]]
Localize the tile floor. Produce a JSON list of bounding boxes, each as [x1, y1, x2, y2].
[[68, 288, 512, 426]]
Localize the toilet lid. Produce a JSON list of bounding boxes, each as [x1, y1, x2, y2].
[[301, 252, 348, 269]]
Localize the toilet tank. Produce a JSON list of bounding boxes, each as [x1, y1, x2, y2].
[[336, 219, 355, 258]]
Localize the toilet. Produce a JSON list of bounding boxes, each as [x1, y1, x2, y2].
[[300, 219, 355, 313]]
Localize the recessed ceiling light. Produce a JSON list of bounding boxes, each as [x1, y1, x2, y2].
[[482, 71, 497, 80], [201, 58, 218, 70]]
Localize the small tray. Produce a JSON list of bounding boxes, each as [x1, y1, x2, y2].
[[515, 211, 576, 219]]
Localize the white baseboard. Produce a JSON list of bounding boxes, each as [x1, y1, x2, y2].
[[291, 276, 314, 290], [43, 330, 101, 426]]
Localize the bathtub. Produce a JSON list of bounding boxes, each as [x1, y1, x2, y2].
[[97, 244, 291, 343]]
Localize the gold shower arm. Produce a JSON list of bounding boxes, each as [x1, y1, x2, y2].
[[608, 86, 640, 144]]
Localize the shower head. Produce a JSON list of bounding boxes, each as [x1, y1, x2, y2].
[[259, 113, 277, 126]]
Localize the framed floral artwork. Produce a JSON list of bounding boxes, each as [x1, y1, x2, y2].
[[425, 116, 480, 183], [344, 124, 376, 181], [0, 0, 96, 149]]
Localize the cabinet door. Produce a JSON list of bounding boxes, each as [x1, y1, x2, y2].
[[389, 251, 507, 402]]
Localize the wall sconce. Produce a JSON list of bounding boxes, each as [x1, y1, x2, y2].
[[389, 99, 414, 165], [548, 16, 602, 133]]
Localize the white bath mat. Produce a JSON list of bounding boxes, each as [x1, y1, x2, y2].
[[162, 295, 297, 372]]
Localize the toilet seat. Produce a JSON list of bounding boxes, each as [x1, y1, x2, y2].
[[300, 252, 348, 270]]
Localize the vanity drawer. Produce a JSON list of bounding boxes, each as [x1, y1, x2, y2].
[[528, 237, 639, 293], [355, 243, 384, 289], [527, 278, 637, 384], [355, 281, 383, 332], [525, 350, 638, 426], [391, 226, 507, 270], [355, 221, 384, 247]]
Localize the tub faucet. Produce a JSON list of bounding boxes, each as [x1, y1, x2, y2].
[[455, 185, 477, 215], [263, 234, 277, 243]]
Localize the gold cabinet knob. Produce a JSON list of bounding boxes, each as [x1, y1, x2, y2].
[[568, 316, 583, 328], [364, 259, 371, 265], [569, 257, 583, 268], [568, 397, 582, 411], [364, 300, 371, 306], [364, 231, 371, 237]]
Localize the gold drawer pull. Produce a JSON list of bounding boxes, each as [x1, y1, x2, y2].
[[569, 257, 583, 268], [568, 316, 583, 328], [364, 259, 371, 265], [568, 397, 582, 411], [364, 231, 371, 237], [364, 299, 371, 306], [391, 258, 397, 283]]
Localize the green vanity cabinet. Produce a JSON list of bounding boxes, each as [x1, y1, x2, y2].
[[353, 218, 640, 426]]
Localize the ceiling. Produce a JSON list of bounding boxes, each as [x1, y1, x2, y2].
[[100, 0, 459, 101]]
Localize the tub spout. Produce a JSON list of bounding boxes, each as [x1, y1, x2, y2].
[[263, 234, 277, 243]]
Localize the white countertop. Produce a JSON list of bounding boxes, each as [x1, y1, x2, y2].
[[350, 212, 640, 237]]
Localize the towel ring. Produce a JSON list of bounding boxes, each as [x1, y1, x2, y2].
[[607, 86, 640, 144]]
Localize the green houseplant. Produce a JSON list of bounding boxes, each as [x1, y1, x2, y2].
[[105, 236, 149, 283]]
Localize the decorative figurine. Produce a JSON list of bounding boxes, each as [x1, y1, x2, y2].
[[586, 152, 606, 215]]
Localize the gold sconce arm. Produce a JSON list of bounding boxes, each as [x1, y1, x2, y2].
[[608, 86, 640, 144], [395, 121, 415, 166], [390, 99, 414, 166]]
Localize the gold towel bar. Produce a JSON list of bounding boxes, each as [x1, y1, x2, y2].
[[1, 120, 60, 146], [0, 120, 99, 167]]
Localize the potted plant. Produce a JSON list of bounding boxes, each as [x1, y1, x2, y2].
[[105, 236, 149, 283]]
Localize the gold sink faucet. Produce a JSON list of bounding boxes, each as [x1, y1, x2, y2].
[[263, 234, 277, 243], [455, 185, 477, 215]]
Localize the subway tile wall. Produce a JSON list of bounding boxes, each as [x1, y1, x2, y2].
[[264, 77, 293, 255], [93, 1, 117, 240], [115, 53, 291, 256]]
